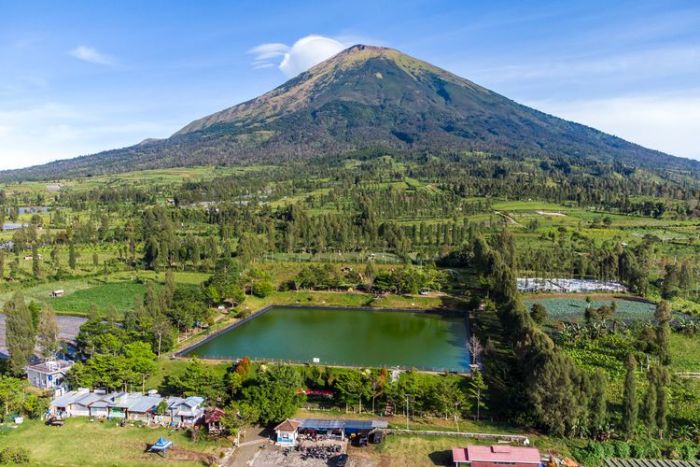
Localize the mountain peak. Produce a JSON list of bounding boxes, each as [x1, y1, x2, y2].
[[3, 45, 694, 181]]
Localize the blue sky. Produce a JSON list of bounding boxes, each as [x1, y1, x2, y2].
[[1, 0, 699, 170]]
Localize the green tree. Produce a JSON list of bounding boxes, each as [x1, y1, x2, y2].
[[467, 370, 488, 421], [123, 341, 157, 391], [654, 301, 672, 365], [655, 366, 670, 439], [530, 303, 547, 324], [31, 243, 40, 279], [68, 242, 77, 270], [0, 376, 26, 422], [4, 293, 36, 375], [164, 358, 224, 402], [642, 368, 657, 434], [622, 354, 638, 439], [37, 306, 59, 360]]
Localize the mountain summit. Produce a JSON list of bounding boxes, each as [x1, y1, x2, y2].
[[3, 44, 696, 180]]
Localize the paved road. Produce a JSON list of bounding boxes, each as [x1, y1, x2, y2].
[[0, 313, 86, 356]]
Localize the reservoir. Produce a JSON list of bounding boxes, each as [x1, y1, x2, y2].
[[184, 306, 470, 372]]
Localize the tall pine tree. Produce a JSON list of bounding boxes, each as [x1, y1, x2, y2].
[[622, 354, 638, 439], [4, 292, 36, 375]]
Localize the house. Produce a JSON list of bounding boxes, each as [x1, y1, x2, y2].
[[108, 392, 131, 419], [204, 408, 225, 435], [25, 360, 73, 391], [167, 396, 205, 426], [274, 419, 301, 446], [50, 388, 91, 418], [50, 290, 65, 298], [50, 390, 208, 426], [126, 393, 162, 422], [274, 418, 388, 445], [50, 389, 115, 418], [452, 445, 542, 467]]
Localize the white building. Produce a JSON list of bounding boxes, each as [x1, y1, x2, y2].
[[25, 360, 73, 392], [166, 396, 205, 427]]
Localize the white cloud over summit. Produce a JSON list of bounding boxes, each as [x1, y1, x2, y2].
[[249, 35, 348, 77]]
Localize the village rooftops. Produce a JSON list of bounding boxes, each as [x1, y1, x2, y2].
[[452, 445, 541, 465]]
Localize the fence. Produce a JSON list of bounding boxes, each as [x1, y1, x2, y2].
[[387, 428, 530, 445]]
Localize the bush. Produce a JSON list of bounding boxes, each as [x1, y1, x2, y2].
[[677, 443, 698, 461], [251, 280, 274, 298], [630, 439, 661, 459], [0, 447, 31, 464], [612, 440, 631, 458]]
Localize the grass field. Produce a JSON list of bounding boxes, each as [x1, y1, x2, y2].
[[49, 283, 147, 315], [0, 419, 227, 466]]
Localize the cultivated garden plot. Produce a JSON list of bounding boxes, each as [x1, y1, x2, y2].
[[523, 297, 656, 322]]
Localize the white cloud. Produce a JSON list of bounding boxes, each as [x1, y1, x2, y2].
[[69, 45, 114, 65], [249, 35, 349, 77], [0, 102, 175, 170], [529, 93, 700, 160]]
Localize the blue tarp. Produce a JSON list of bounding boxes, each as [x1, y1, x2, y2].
[[150, 437, 172, 451]]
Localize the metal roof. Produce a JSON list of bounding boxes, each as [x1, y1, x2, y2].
[[51, 390, 91, 407], [299, 418, 388, 430], [127, 395, 162, 413]]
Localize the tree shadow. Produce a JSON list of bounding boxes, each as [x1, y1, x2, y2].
[[427, 450, 453, 466]]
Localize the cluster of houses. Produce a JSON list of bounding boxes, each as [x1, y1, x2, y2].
[[49, 388, 207, 427]]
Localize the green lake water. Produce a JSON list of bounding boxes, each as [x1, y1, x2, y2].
[[185, 306, 470, 371]]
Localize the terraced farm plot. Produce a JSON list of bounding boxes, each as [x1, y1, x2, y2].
[[50, 282, 147, 316], [523, 296, 656, 322]]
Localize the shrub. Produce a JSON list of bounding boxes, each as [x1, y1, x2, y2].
[[251, 280, 274, 298], [0, 446, 31, 464], [612, 440, 631, 458]]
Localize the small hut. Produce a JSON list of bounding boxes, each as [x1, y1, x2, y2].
[[204, 408, 225, 435], [274, 419, 301, 446]]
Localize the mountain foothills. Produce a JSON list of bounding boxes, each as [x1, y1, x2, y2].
[[2, 44, 699, 181]]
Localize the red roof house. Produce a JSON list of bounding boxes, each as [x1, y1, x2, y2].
[[452, 445, 542, 467]]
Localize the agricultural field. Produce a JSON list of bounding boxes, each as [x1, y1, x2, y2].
[[523, 296, 656, 322]]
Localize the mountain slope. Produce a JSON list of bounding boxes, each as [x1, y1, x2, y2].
[[2, 44, 698, 180]]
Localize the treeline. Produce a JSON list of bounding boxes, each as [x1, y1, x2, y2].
[[161, 357, 486, 429], [468, 230, 610, 437]]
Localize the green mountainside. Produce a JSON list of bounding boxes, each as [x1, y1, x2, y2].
[[2, 44, 698, 181]]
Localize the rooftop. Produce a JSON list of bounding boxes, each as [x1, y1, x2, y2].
[[299, 418, 388, 431], [26, 360, 73, 374], [452, 445, 541, 464], [274, 419, 301, 432]]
